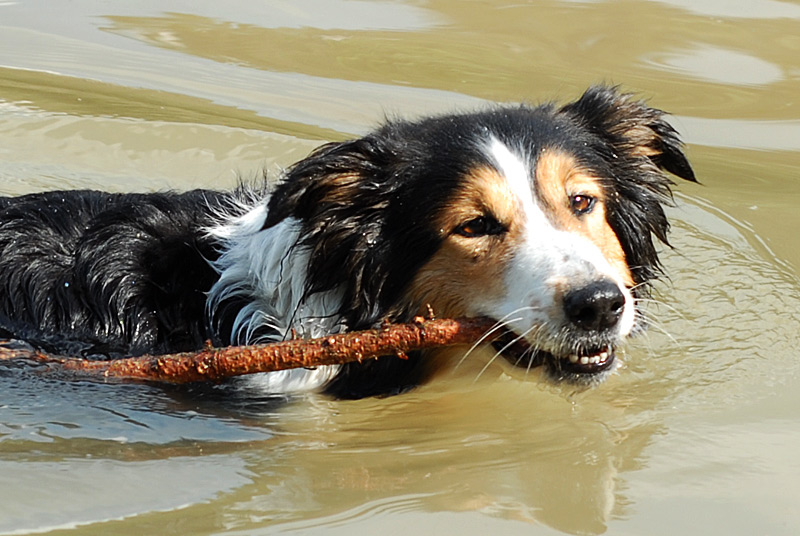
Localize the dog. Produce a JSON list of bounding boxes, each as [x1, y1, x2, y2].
[[0, 86, 694, 399]]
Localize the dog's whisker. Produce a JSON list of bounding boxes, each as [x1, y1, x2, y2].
[[454, 306, 544, 369], [521, 325, 549, 377], [455, 315, 524, 369], [473, 323, 540, 382], [635, 313, 680, 349], [634, 297, 686, 322]]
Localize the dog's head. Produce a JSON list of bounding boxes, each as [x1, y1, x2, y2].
[[266, 86, 695, 382]]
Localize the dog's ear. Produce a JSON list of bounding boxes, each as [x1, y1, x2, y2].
[[559, 85, 696, 183], [264, 137, 414, 328], [264, 138, 388, 228]]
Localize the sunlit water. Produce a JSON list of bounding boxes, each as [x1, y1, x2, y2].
[[1, 1, 799, 534]]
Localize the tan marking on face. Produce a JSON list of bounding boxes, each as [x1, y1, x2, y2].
[[406, 166, 525, 318], [535, 150, 634, 286]]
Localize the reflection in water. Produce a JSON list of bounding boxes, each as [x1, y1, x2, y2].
[[162, 382, 654, 535], [95, 1, 800, 121], [654, 198, 800, 405], [107, 0, 442, 32], [649, 0, 800, 19], [0, 456, 252, 533], [649, 45, 784, 86], [672, 116, 800, 151]]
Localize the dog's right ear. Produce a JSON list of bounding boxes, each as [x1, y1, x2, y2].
[[559, 85, 696, 183]]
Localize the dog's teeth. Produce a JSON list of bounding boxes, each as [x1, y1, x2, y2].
[[567, 350, 613, 366]]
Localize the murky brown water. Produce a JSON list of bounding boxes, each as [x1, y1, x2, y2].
[[1, 1, 799, 534]]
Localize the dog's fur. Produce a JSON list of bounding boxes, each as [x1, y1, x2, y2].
[[0, 86, 694, 398]]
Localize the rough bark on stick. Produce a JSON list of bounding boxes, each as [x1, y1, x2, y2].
[[0, 316, 499, 384]]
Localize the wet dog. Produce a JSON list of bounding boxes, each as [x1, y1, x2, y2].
[[0, 86, 694, 398]]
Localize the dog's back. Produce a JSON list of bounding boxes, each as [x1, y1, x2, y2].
[[0, 189, 226, 357]]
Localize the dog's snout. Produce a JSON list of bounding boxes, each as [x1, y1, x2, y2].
[[563, 280, 626, 332]]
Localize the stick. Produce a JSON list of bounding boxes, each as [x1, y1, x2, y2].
[[0, 316, 499, 384]]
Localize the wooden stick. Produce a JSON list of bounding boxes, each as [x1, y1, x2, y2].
[[0, 316, 499, 384]]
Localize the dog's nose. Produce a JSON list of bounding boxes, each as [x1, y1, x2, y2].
[[563, 280, 626, 332]]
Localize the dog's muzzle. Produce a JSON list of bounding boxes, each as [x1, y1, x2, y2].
[[493, 278, 628, 380]]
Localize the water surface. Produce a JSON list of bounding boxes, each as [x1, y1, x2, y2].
[[1, 1, 799, 534]]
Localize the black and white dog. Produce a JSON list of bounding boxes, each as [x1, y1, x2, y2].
[[0, 86, 694, 398]]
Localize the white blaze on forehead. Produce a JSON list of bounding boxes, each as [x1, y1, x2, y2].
[[484, 137, 555, 231], [485, 137, 536, 215]]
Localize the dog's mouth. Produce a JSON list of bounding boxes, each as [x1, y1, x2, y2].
[[490, 328, 616, 378]]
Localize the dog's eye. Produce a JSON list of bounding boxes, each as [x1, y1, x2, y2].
[[454, 216, 505, 238], [570, 194, 596, 215]]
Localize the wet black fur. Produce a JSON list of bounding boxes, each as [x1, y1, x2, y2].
[[0, 190, 226, 357], [0, 86, 694, 398]]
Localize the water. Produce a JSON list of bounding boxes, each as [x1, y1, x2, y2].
[[1, 1, 799, 534]]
